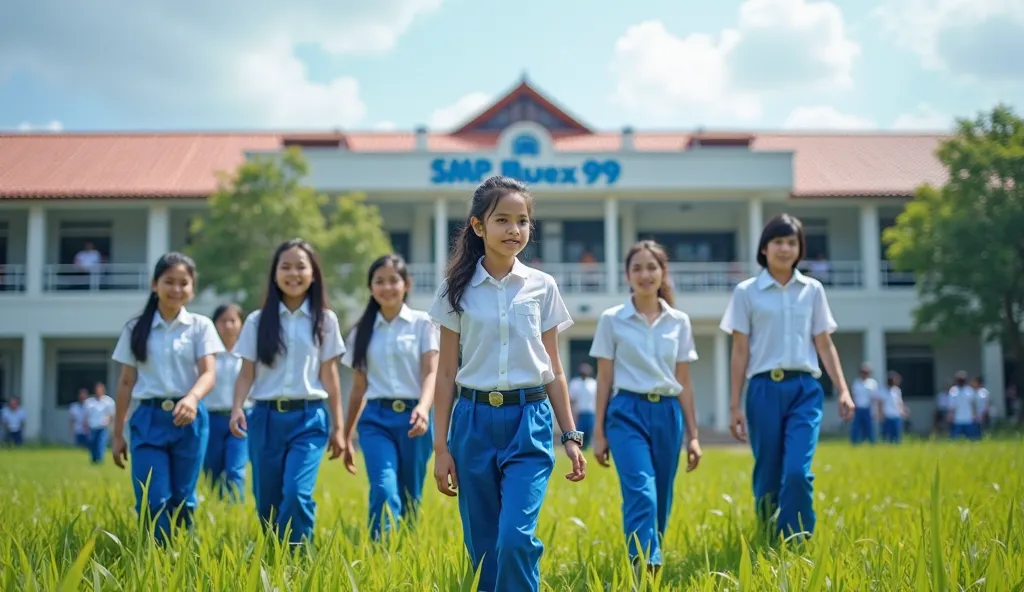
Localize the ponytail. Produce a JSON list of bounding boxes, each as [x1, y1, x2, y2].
[[442, 225, 486, 314], [658, 281, 676, 309], [130, 292, 159, 363]]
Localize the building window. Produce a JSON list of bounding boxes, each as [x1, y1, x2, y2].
[[639, 231, 736, 262], [388, 232, 411, 262], [512, 133, 540, 156], [562, 220, 605, 263], [886, 345, 935, 399], [56, 350, 111, 407], [568, 339, 596, 378]]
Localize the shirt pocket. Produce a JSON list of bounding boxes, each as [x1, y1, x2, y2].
[[513, 300, 542, 338], [396, 334, 418, 357], [172, 332, 194, 360]]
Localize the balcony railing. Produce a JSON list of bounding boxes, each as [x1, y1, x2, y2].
[[43, 263, 150, 292], [880, 260, 915, 287], [796, 260, 863, 288], [0, 264, 26, 292]]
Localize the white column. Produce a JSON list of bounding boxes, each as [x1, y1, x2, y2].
[[604, 197, 619, 292], [25, 205, 46, 295], [714, 331, 729, 432], [146, 204, 171, 273], [860, 203, 880, 290], [21, 332, 44, 441], [747, 198, 763, 271], [620, 203, 637, 257], [981, 339, 1005, 418], [864, 325, 886, 384], [433, 198, 448, 287]]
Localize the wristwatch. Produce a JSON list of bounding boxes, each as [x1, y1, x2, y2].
[[561, 430, 584, 446]]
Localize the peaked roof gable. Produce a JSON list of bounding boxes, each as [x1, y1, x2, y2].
[[452, 77, 591, 136]]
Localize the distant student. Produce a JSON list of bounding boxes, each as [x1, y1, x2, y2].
[[971, 376, 990, 438], [69, 388, 90, 448], [877, 371, 908, 444], [567, 363, 597, 449], [203, 303, 249, 502], [229, 239, 347, 547], [1, 397, 26, 446], [947, 371, 979, 441], [110, 252, 224, 544], [590, 240, 702, 574], [84, 382, 115, 464], [720, 213, 854, 541], [340, 254, 439, 540], [429, 175, 586, 592], [850, 363, 879, 445]]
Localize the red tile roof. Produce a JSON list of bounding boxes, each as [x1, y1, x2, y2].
[[0, 129, 948, 200]]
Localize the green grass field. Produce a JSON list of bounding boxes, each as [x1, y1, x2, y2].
[[1, 439, 1022, 591]]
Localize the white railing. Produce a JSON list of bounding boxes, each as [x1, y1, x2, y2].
[[43, 263, 150, 292], [795, 260, 863, 288], [0, 264, 26, 292], [880, 260, 915, 287], [536, 262, 609, 294], [406, 263, 437, 295]]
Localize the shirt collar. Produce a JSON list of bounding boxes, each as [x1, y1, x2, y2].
[[278, 299, 311, 317], [151, 307, 193, 328], [375, 303, 414, 327], [617, 297, 679, 321], [756, 268, 810, 290], [470, 257, 531, 287]]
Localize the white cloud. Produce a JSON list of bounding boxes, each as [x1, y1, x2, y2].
[[873, 0, 1024, 81], [784, 106, 875, 129], [10, 120, 63, 132], [373, 121, 398, 131], [0, 0, 443, 127], [610, 0, 859, 123], [429, 92, 492, 131], [891, 103, 953, 130]]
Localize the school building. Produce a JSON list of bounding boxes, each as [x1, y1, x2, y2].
[[0, 79, 1013, 443]]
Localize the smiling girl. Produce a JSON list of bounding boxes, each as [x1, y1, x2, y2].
[[110, 252, 225, 544], [719, 213, 854, 541], [229, 239, 347, 546]]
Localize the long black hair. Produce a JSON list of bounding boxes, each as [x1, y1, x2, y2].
[[625, 240, 676, 308], [255, 238, 329, 367], [350, 254, 410, 372], [441, 175, 534, 314], [129, 252, 197, 363], [757, 213, 806, 269]]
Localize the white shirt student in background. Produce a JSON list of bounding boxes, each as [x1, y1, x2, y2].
[[68, 389, 90, 447], [948, 371, 980, 441], [876, 371, 908, 444], [567, 362, 597, 450], [1, 397, 27, 446]]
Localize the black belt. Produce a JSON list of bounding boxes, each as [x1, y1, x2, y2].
[[752, 369, 812, 383], [207, 409, 232, 415], [618, 389, 676, 403], [370, 398, 419, 413], [458, 385, 547, 407], [139, 398, 182, 411], [253, 399, 324, 412]]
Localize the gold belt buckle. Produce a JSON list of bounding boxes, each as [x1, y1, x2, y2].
[[770, 368, 785, 382], [160, 399, 175, 412], [392, 400, 407, 413], [487, 391, 504, 407], [275, 399, 286, 412], [646, 393, 661, 403]]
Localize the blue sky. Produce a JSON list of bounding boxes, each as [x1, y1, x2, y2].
[[1, 0, 1022, 133]]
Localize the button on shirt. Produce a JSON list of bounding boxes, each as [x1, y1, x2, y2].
[[83, 395, 116, 430], [205, 351, 247, 411], [428, 258, 573, 391], [112, 308, 226, 399], [852, 378, 880, 408], [590, 298, 699, 397], [719, 269, 837, 378], [948, 385, 978, 424], [234, 300, 347, 401], [341, 305, 439, 400]]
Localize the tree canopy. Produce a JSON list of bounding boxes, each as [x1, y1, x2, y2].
[[186, 147, 392, 314], [883, 104, 1024, 387]]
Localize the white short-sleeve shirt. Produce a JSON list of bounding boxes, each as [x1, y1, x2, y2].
[[948, 385, 978, 423], [233, 300, 346, 401], [111, 308, 226, 399], [428, 257, 573, 392], [205, 351, 247, 411], [719, 269, 837, 378], [1, 407, 26, 432], [589, 298, 699, 397], [852, 378, 879, 408], [880, 386, 904, 419], [568, 376, 597, 413], [83, 395, 116, 429], [341, 305, 439, 400], [69, 402, 88, 434]]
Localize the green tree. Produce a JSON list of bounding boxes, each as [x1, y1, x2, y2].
[[187, 147, 392, 314], [883, 104, 1024, 391]]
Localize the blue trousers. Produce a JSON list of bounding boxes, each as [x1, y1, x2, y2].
[[850, 407, 876, 444], [881, 417, 902, 444], [358, 400, 433, 539], [950, 422, 979, 441], [75, 433, 89, 448], [576, 411, 595, 450], [88, 427, 108, 464], [4, 431, 22, 446], [128, 400, 209, 544], [746, 373, 823, 538], [204, 411, 250, 502], [605, 393, 684, 565], [448, 393, 556, 592], [248, 401, 328, 545]]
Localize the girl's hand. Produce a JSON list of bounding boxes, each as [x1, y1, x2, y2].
[[434, 449, 459, 497], [593, 432, 610, 467], [342, 438, 357, 475], [229, 406, 248, 438], [172, 394, 199, 426], [685, 438, 702, 472], [564, 441, 587, 482], [836, 390, 855, 421], [408, 405, 430, 438], [327, 428, 346, 460], [111, 433, 128, 469], [730, 407, 748, 443]]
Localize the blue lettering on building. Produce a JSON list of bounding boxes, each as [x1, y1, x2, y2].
[[429, 158, 621, 186]]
